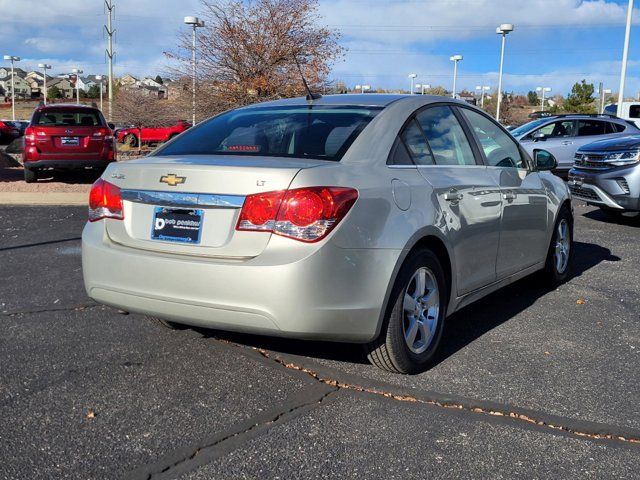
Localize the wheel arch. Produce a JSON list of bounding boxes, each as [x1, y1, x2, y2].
[[372, 228, 455, 341]]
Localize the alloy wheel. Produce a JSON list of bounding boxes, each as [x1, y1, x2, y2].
[[402, 267, 440, 355]]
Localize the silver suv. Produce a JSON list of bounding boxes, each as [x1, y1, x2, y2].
[[82, 95, 572, 374], [511, 114, 640, 176], [568, 135, 640, 215]]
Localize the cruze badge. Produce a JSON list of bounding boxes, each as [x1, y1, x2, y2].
[[160, 174, 186, 186]]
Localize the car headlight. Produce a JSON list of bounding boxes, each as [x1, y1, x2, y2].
[[603, 150, 640, 166]]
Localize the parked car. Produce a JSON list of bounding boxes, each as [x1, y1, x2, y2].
[[603, 102, 640, 128], [568, 135, 640, 215], [116, 120, 192, 147], [10, 120, 29, 136], [527, 111, 555, 119], [82, 94, 573, 374], [0, 119, 21, 144], [510, 114, 640, 177], [22, 104, 116, 183]]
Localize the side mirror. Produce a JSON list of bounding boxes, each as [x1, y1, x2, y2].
[[108, 122, 115, 130], [533, 149, 558, 171], [533, 132, 547, 142]]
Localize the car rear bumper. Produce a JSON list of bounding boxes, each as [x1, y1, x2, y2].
[[24, 159, 113, 170], [81, 221, 400, 343]]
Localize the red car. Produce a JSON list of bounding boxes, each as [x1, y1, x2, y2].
[[0, 119, 21, 143], [116, 120, 191, 147], [23, 104, 116, 183]]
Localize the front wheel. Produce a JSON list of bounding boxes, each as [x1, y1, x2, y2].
[[123, 134, 139, 148], [366, 248, 447, 374], [148, 316, 186, 330], [543, 207, 573, 286]]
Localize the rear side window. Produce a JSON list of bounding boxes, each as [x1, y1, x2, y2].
[[156, 105, 381, 161], [576, 120, 607, 136], [32, 109, 103, 127], [416, 106, 476, 166], [607, 122, 626, 133], [461, 108, 525, 169], [400, 120, 434, 165]]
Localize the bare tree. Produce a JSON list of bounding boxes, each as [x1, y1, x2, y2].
[[165, 0, 343, 115]]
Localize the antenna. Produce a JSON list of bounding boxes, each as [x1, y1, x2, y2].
[[293, 55, 321, 102]]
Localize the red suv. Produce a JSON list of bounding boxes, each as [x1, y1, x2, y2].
[[116, 120, 191, 147], [23, 104, 116, 183], [0, 120, 21, 143]]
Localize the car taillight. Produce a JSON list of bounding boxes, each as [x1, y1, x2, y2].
[[24, 126, 35, 143], [236, 187, 358, 242], [88, 178, 123, 222], [93, 128, 114, 141]]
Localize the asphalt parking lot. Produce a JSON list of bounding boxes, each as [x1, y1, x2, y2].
[[1, 203, 638, 479]]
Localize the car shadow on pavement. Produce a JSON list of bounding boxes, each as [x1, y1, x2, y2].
[[201, 241, 620, 371], [582, 208, 640, 227]]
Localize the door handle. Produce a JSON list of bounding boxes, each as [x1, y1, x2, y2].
[[502, 191, 517, 201], [561, 140, 573, 145], [444, 190, 463, 202]]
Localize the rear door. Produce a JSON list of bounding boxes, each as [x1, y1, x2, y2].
[[403, 104, 502, 295], [459, 107, 549, 277], [32, 108, 106, 160]]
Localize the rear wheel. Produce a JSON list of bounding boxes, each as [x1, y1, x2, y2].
[[24, 167, 37, 183], [123, 134, 139, 148], [366, 248, 447, 374], [148, 316, 186, 330], [543, 207, 573, 286]]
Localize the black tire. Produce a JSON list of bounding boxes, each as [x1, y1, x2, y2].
[[543, 206, 573, 286], [24, 167, 37, 183], [123, 134, 139, 148], [148, 316, 186, 330], [366, 248, 447, 374]]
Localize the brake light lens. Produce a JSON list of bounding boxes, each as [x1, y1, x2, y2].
[[236, 187, 358, 242], [88, 178, 124, 222], [24, 126, 35, 143]]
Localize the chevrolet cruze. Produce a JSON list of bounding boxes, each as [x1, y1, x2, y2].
[[82, 94, 573, 373]]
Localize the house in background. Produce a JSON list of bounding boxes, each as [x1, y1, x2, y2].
[[0, 74, 31, 99], [47, 78, 75, 99]]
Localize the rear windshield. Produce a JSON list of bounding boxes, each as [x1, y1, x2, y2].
[[155, 105, 382, 161], [32, 109, 104, 127]]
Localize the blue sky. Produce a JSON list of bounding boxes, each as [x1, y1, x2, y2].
[[2, 0, 639, 97]]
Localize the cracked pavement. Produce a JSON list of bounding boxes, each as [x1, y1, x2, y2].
[[0, 204, 638, 479]]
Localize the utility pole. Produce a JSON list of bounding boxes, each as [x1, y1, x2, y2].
[[105, 0, 115, 121], [617, 0, 633, 117]]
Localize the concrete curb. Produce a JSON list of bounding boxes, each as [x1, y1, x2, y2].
[[0, 192, 87, 205]]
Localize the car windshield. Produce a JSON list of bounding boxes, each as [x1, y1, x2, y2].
[[155, 105, 382, 161], [510, 119, 550, 137], [32, 109, 103, 127]]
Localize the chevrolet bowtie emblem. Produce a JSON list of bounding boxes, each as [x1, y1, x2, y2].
[[160, 174, 186, 186]]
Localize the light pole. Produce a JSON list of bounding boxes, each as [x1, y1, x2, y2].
[[617, 0, 634, 116], [600, 87, 612, 114], [72, 68, 83, 104], [536, 86, 552, 111], [415, 83, 430, 95], [3, 55, 20, 121], [38, 63, 52, 105], [95, 75, 104, 112], [476, 85, 490, 108], [408, 73, 417, 94], [495, 23, 514, 121], [449, 55, 462, 98], [184, 16, 205, 125]]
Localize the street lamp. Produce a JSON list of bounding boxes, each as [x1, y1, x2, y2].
[[476, 85, 490, 108], [408, 73, 417, 94], [617, 0, 634, 117], [3, 55, 21, 121], [449, 55, 462, 98], [38, 63, 52, 105], [495, 23, 514, 121], [72, 68, 83, 104], [536, 86, 552, 111], [600, 87, 612, 114], [95, 75, 104, 112], [184, 16, 205, 125]]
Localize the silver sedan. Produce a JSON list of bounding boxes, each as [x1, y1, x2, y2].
[[82, 94, 573, 374]]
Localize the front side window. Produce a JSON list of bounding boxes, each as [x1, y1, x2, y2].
[[461, 108, 525, 169], [156, 105, 381, 161], [534, 120, 574, 138], [576, 120, 607, 136], [415, 106, 476, 166]]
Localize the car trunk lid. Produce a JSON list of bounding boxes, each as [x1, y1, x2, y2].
[[103, 155, 327, 258]]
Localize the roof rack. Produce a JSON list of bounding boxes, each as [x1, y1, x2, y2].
[[544, 113, 619, 119]]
